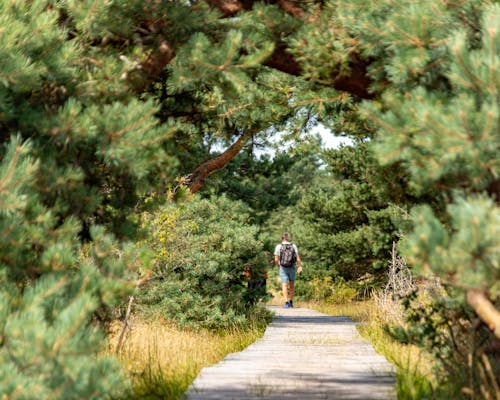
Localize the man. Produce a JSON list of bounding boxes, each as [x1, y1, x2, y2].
[[274, 232, 302, 308]]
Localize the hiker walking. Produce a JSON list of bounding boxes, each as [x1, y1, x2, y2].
[[274, 232, 302, 308]]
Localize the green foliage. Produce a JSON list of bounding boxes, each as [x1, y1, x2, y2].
[[138, 196, 271, 329], [0, 2, 177, 397], [403, 196, 499, 293], [296, 144, 403, 280], [395, 360, 434, 400], [364, 3, 498, 196], [206, 144, 323, 223], [289, 2, 354, 84], [0, 136, 151, 398], [170, 30, 274, 94], [392, 195, 500, 395], [1, 1, 176, 241], [351, 4, 500, 395], [0, 274, 128, 399]]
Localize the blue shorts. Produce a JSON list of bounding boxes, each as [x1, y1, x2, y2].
[[279, 266, 296, 283]]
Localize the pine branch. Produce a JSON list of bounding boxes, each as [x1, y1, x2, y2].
[[129, 0, 374, 98], [184, 129, 257, 193], [467, 289, 500, 339]]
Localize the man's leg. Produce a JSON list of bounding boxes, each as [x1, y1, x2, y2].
[[282, 282, 289, 302], [289, 281, 295, 300]]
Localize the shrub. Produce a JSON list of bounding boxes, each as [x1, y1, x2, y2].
[[138, 196, 271, 329], [295, 275, 359, 304]]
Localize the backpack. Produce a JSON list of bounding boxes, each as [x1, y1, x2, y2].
[[279, 243, 297, 268]]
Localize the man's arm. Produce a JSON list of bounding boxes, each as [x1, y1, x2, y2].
[[274, 244, 281, 267], [295, 246, 303, 274]]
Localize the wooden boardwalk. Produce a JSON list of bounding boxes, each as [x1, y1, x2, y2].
[[185, 306, 396, 399]]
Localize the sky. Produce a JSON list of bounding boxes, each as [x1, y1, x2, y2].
[[212, 123, 354, 157], [252, 123, 354, 157], [310, 124, 354, 149]]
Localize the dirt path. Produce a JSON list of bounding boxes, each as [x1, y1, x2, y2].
[[185, 306, 396, 399]]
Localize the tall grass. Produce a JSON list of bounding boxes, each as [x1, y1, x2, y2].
[[107, 318, 266, 399]]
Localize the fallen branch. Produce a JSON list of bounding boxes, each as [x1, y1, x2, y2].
[[115, 295, 135, 354]]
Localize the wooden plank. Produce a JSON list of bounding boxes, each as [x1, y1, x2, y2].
[[184, 306, 396, 399]]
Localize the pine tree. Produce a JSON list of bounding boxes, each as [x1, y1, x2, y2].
[[324, 0, 499, 392], [297, 143, 404, 281], [0, 2, 173, 397], [356, 1, 499, 333]]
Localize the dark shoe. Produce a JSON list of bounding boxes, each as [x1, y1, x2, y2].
[[283, 301, 291, 308], [290, 300, 294, 308]]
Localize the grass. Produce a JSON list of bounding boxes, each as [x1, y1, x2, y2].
[[107, 317, 267, 400]]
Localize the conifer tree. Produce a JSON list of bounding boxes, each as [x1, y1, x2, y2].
[[0, 2, 174, 397], [297, 143, 404, 281], [353, 1, 500, 335], [138, 196, 271, 329]]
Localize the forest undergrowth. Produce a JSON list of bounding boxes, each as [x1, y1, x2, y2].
[[109, 273, 496, 400]]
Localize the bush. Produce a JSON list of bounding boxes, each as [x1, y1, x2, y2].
[[294, 275, 359, 304], [138, 196, 271, 330]]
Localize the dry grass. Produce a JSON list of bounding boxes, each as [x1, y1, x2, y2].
[[266, 288, 286, 306], [107, 250, 433, 400], [302, 300, 373, 323], [107, 317, 265, 399]]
